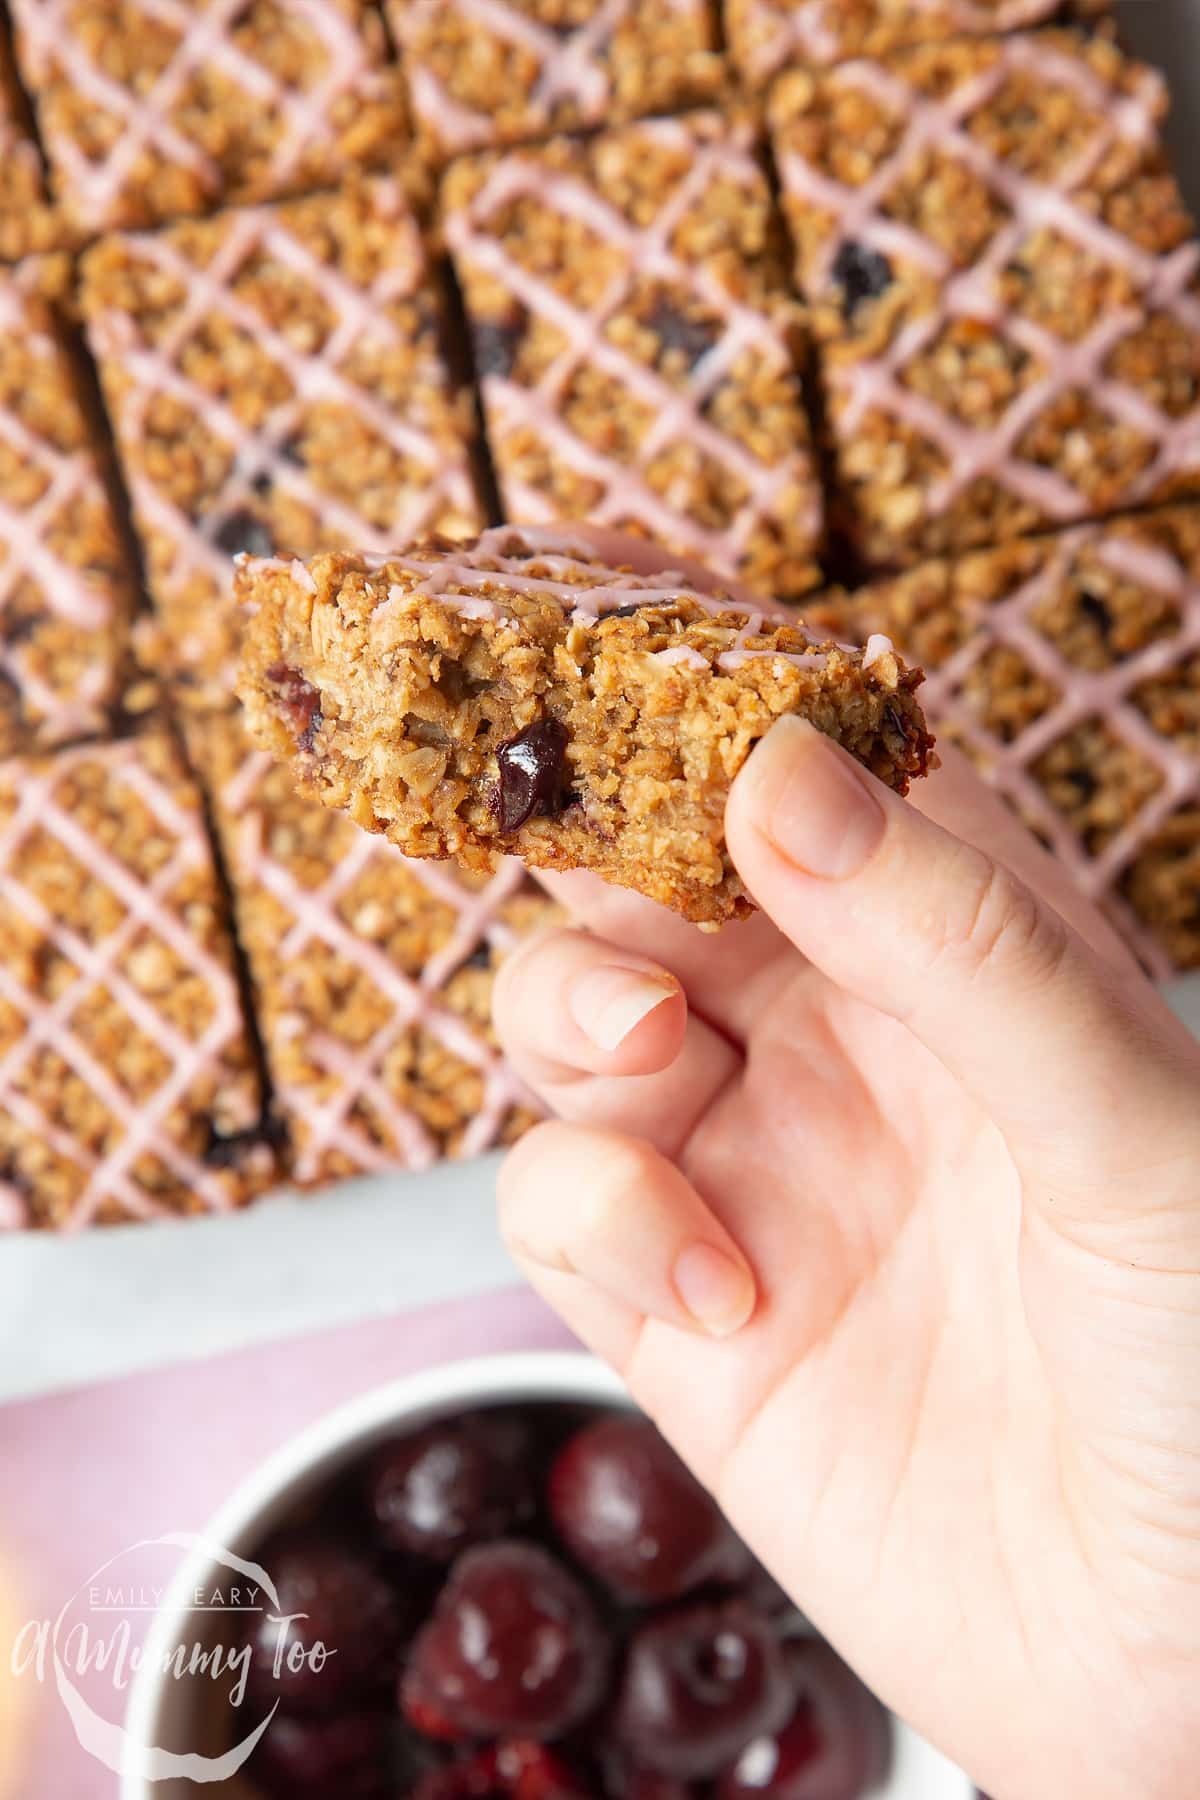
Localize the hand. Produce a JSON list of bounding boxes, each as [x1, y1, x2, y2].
[[491, 537, 1200, 1800]]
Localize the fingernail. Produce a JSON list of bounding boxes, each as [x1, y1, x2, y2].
[[568, 965, 679, 1052], [744, 716, 885, 879], [673, 1243, 757, 1338]]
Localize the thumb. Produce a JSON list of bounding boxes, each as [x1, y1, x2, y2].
[[725, 717, 1199, 1202]]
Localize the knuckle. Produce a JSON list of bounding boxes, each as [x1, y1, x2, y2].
[[495, 1123, 556, 1229], [929, 852, 1068, 987], [578, 1139, 658, 1241]]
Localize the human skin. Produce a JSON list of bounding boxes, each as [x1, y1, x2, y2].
[[491, 532, 1200, 1800]]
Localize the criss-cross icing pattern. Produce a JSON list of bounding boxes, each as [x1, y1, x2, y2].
[[389, 0, 717, 157], [213, 738, 543, 1183], [340, 524, 835, 671], [885, 519, 1200, 977], [0, 735, 265, 1231], [395, 0, 635, 153], [729, 0, 1089, 83], [444, 116, 824, 597], [83, 181, 479, 698], [0, 274, 127, 748], [773, 36, 1200, 552], [10, 0, 400, 230]]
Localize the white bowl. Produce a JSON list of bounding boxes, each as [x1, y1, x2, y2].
[[121, 1349, 973, 1800]]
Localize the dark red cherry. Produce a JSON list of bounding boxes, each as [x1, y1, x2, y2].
[[623, 1770, 696, 1800], [369, 1411, 535, 1561], [248, 1710, 392, 1796], [412, 1741, 592, 1799], [615, 1602, 792, 1779], [264, 661, 322, 750], [548, 1416, 749, 1604], [403, 1541, 608, 1741], [245, 1533, 402, 1714], [716, 1640, 892, 1800]]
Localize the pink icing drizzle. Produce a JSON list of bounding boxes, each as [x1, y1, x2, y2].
[[220, 743, 540, 1182], [443, 114, 823, 591], [83, 183, 479, 675], [323, 524, 805, 636], [392, 0, 687, 154], [775, 35, 1200, 533], [10, 0, 394, 225], [906, 516, 1200, 979], [0, 737, 262, 1231], [0, 272, 120, 741], [735, 0, 1087, 83]]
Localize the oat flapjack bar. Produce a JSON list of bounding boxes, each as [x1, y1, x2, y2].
[[0, 20, 66, 262], [387, 0, 722, 161], [79, 178, 482, 714], [0, 727, 274, 1230], [187, 709, 552, 1188], [235, 528, 932, 928], [0, 264, 134, 754], [442, 112, 825, 602], [728, 0, 1109, 86], [768, 31, 1200, 568], [815, 506, 1200, 974], [8, 0, 409, 235]]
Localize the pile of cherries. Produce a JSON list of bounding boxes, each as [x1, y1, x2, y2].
[[242, 1403, 892, 1798]]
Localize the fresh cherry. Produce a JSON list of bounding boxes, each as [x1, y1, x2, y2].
[[412, 1741, 592, 1799], [716, 1640, 892, 1800], [615, 1602, 792, 1779], [369, 1411, 535, 1561], [248, 1710, 392, 1796], [548, 1416, 749, 1604], [244, 1532, 402, 1714], [625, 1777, 695, 1800], [403, 1541, 608, 1741]]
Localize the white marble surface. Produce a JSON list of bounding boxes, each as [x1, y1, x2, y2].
[[1, 0, 1198, 1405]]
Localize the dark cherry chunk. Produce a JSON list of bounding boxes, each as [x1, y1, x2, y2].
[[474, 310, 528, 378], [494, 718, 571, 832], [1078, 589, 1116, 640], [644, 297, 721, 372], [211, 507, 275, 557], [266, 661, 323, 752], [830, 241, 894, 321], [200, 1120, 265, 1170]]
